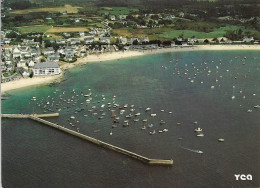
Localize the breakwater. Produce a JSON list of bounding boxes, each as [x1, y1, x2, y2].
[[28, 115, 173, 165]]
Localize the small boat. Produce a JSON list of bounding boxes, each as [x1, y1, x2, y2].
[[231, 96, 235, 100], [142, 119, 147, 122], [135, 113, 141, 116], [123, 123, 129, 127], [148, 124, 154, 128], [160, 110, 165, 112], [158, 130, 163, 133], [254, 105, 260, 109], [70, 116, 75, 119], [149, 130, 156, 135], [160, 120, 166, 124], [110, 131, 113, 135], [163, 129, 168, 132], [218, 138, 225, 142], [112, 124, 117, 128], [134, 119, 139, 122], [194, 127, 203, 132], [176, 122, 181, 125], [151, 114, 156, 117], [141, 126, 146, 130], [145, 107, 151, 111], [197, 133, 204, 137]]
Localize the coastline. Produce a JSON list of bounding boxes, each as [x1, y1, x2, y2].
[[1, 45, 260, 93]]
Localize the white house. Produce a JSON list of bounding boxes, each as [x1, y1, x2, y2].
[[29, 60, 35, 67], [13, 47, 21, 58], [140, 36, 149, 44], [110, 15, 116, 21], [79, 31, 85, 37], [84, 36, 95, 44], [33, 62, 61, 76]]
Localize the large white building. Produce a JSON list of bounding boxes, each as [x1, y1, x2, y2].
[[33, 62, 61, 76]]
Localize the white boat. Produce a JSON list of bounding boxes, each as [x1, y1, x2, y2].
[[149, 130, 156, 135], [134, 119, 139, 122], [142, 119, 147, 122], [218, 138, 225, 142], [231, 96, 235, 100], [197, 133, 204, 137], [151, 113, 156, 117], [145, 107, 151, 111], [70, 116, 75, 119], [163, 129, 168, 132], [135, 113, 141, 116], [194, 127, 203, 132], [254, 105, 260, 109]]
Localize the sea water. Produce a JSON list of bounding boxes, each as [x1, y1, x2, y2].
[[2, 50, 260, 187]]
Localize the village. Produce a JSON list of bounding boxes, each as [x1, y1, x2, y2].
[[1, 1, 260, 83]]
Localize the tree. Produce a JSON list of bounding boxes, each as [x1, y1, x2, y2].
[[204, 39, 209, 44], [133, 40, 138, 45]]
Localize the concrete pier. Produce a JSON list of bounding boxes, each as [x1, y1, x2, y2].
[[28, 115, 173, 166], [2, 113, 59, 118]]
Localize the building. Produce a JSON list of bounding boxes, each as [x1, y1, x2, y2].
[[110, 15, 116, 21], [130, 38, 139, 45], [84, 36, 95, 44], [79, 31, 85, 37], [99, 37, 110, 44], [33, 62, 61, 76], [140, 36, 149, 44]]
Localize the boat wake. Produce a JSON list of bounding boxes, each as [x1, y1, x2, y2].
[[180, 146, 203, 154]]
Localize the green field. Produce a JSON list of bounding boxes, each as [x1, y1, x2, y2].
[[17, 25, 52, 34], [158, 26, 257, 39], [98, 7, 139, 15]]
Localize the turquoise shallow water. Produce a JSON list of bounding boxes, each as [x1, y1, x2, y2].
[[2, 50, 260, 187]]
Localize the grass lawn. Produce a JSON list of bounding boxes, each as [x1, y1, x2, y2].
[[10, 5, 81, 14], [17, 25, 52, 34], [157, 26, 257, 39], [112, 27, 171, 40], [98, 7, 139, 15]]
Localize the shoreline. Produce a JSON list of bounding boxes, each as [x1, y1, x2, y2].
[[1, 45, 260, 93]]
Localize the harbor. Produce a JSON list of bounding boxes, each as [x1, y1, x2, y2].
[[2, 50, 260, 187], [2, 113, 173, 166]]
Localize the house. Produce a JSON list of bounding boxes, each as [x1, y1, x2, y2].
[[243, 36, 254, 43], [140, 36, 149, 44], [22, 70, 30, 77], [179, 12, 185, 17], [13, 47, 21, 58], [56, 39, 66, 44], [30, 49, 40, 56], [166, 15, 175, 20], [17, 59, 27, 68], [187, 37, 198, 45], [99, 37, 110, 44], [79, 31, 85, 37], [33, 62, 61, 76], [2, 38, 11, 45], [84, 36, 95, 44], [47, 53, 60, 62], [42, 47, 55, 56], [64, 52, 74, 61], [110, 15, 116, 21], [119, 15, 127, 20], [70, 38, 81, 45], [75, 18, 81, 23], [63, 33, 71, 38], [29, 60, 35, 67], [120, 37, 127, 45]]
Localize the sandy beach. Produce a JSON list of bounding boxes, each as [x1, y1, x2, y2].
[[2, 45, 260, 93]]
